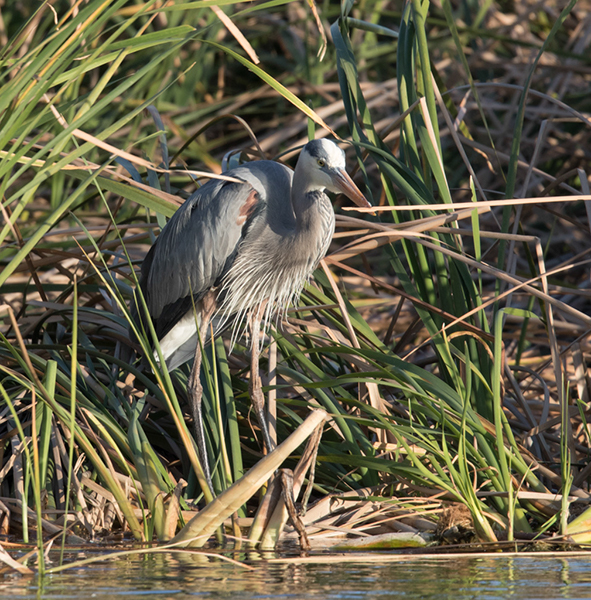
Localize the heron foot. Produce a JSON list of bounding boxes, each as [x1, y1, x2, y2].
[[280, 469, 310, 553]]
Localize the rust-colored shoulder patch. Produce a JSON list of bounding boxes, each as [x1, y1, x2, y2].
[[237, 188, 260, 226]]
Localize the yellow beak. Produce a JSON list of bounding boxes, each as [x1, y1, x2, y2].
[[332, 168, 371, 208]]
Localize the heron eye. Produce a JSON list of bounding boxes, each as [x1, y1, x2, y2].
[[317, 159, 325, 167]]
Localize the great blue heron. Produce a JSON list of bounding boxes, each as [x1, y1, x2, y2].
[[132, 139, 370, 488]]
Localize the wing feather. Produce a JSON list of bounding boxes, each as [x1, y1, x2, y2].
[[131, 160, 293, 344], [136, 179, 260, 339]]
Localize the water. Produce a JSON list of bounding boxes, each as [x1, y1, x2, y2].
[[2, 551, 591, 599]]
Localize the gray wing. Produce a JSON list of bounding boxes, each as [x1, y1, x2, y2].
[[133, 160, 293, 341]]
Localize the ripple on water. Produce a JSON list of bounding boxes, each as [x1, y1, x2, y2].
[[1, 552, 591, 599]]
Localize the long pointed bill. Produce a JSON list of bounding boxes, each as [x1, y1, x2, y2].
[[333, 168, 372, 208]]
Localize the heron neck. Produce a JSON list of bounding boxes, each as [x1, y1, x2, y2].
[[291, 169, 329, 232], [289, 175, 335, 271]]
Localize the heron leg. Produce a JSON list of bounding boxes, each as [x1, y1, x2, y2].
[[187, 292, 217, 495], [249, 301, 275, 453]]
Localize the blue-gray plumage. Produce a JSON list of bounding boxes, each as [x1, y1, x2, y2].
[[132, 139, 369, 491]]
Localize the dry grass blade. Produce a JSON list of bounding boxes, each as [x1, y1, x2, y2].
[[210, 5, 260, 64], [258, 423, 324, 549], [345, 196, 591, 212], [171, 409, 327, 547], [0, 543, 34, 575]]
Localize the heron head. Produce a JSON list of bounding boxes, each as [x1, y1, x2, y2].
[[300, 139, 370, 208]]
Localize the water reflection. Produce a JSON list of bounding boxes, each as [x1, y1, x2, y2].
[[2, 552, 591, 599]]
